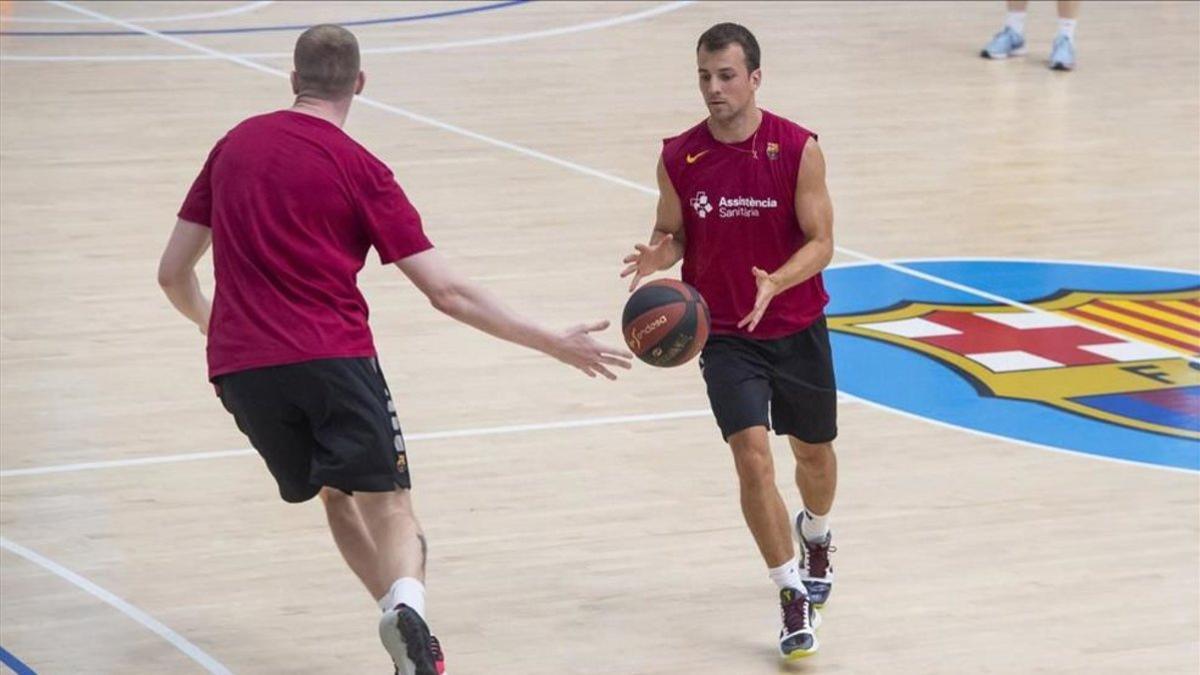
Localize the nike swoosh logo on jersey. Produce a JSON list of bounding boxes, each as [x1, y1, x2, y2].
[[686, 150, 710, 164]]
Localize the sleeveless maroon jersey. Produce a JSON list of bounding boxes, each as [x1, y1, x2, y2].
[[661, 109, 828, 339]]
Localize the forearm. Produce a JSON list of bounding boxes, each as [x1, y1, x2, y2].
[[431, 280, 558, 356], [766, 236, 834, 293], [160, 272, 212, 331], [157, 219, 213, 332]]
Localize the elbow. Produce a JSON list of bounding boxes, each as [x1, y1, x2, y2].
[[427, 283, 464, 317], [157, 266, 182, 290], [814, 237, 834, 269]]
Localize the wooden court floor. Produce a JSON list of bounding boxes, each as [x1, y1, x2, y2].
[[1, 2, 1197, 673]]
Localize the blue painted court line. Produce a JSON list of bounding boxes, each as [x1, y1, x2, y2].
[[0, 646, 36, 675], [0, 0, 529, 37]]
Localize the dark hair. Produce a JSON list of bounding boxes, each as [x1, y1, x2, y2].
[[696, 22, 760, 72], [293, 24, 361, 99]]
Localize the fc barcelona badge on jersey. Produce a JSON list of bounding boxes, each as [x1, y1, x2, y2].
[[766, 142, 780, 160]]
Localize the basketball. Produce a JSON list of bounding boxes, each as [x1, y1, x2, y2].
[[622, 279, 711, 367]]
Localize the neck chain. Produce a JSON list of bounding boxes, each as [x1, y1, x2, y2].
[[716, 126, 759, 159]]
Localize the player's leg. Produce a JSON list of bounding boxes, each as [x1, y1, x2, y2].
[[701, 337, 819, 659], [320, 486, 386, 597], [728, 427, 820, 658], [790, 438, 837, 549], [703, 338, 791, 566], [322, 486, 438, 674], [355, 489, 439, 675], [790, 440, 837, 519], [303, 358, 441, 675], [788, 438, 837, 607], [354, 488, 427, 590], [217, 361, 442, 673], [728, 426, 794, 568], [768, 317, 839, 608], [1050, 0, 1080, 70], [982, 0, 1029, 59]]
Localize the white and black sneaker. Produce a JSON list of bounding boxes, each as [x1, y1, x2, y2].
[[778, 587, 821, 660], [379, 604, 442, 675], [794, 511, 835, 608]]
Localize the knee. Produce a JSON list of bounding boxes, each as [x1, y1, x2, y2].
[[731, 445, 775, 488], [791, 441, 834, 471]]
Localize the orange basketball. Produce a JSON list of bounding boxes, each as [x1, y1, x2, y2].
[[622, 279, 711, 367]]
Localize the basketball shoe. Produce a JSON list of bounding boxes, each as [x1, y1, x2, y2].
[[794, 512, 835, 608], [778, 587, 821, 660], [980, 26, 1027, 59], [1049, 34, 1076, 70], [380, 604, 444, 675]]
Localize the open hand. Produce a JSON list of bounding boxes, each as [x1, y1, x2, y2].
[[737, 267, 780, 333], [619, 234, 675, 292], [553, 320, 634, 379]]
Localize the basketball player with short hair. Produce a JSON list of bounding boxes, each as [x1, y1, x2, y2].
[[157, 24, 632, 675], [621, 22, 838, 660]]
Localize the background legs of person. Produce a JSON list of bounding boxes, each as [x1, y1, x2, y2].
[[982, 0, 1081, 69]]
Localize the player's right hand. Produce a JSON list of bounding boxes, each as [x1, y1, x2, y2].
[[619, 234, 674, 292], [552, 320, 633, 380]]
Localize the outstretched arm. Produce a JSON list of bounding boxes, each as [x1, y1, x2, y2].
[[157, 218, 213, 334], [396, 249, 632, 379]]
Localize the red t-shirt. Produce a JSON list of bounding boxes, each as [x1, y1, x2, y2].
[[178, 110, 432, 379], [661, 109, 828, 339]]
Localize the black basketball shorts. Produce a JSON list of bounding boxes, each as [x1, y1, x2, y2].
[[699, 316, 838, 444], [214, 357, 410, 503]]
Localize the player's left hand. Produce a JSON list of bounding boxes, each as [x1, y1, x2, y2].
[[737, 267, 780, 333]]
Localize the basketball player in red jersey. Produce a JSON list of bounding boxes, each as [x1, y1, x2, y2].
[[621, 23, 837, 660], [157, 25, 632, 675]]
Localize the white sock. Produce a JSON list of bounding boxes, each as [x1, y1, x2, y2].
[[1057, 18, 1077, 41], [800, 509, 830, 543], [1004, 11, 1026, 35], [767, 556, 805, 592], [379, 577, 426, 620]]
